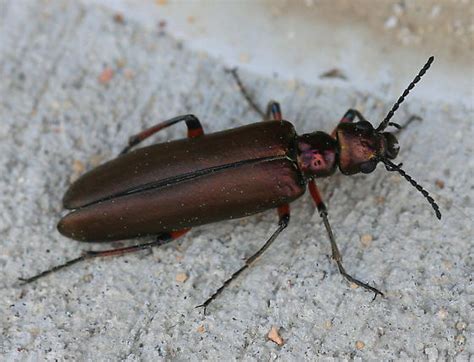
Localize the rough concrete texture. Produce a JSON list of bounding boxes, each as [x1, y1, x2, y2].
[[0, 1, 472, 360]]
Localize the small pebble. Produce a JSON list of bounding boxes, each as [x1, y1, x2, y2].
[[435, 179, 445, 189], [72, 159, 85, 174], [98, 67, 114, 84], [360, 234, 373, 247], [455, 334, 466, 345], [268, 326, 284, 346], [355, 340, 365, 350], [375, 196, 385, 204], [323, 320, 332, 329], [175, 272, 188, 283], [196, 325, 205, 333], [437, 308, 448, 320]]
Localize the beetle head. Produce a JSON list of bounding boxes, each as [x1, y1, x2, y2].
[[333, 56, 441, 220], [336, 121, 399, 175]]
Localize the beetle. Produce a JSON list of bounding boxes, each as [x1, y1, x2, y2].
[[21, 57, 440, 311]]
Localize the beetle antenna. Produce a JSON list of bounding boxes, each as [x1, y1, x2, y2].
[[381, 158, 441, 219], [376, 56, 434, 132]]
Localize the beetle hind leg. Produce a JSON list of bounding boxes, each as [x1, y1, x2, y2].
[[196, 205, 290, 314], [309, 180, 384, 299], [19, 229, 190, 284], [120, 114, 204, 155]]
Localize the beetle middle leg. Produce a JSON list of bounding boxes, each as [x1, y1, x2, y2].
[[19, 229, 190, 284], [120, 114, 204, 155], [308, 180, 384, 299], [194, 99, 291, 312], [196, 205, 290, 314], [331, 109, 421, 137]]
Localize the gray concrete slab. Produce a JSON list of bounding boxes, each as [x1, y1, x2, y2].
[[0, 1, 472, 360]]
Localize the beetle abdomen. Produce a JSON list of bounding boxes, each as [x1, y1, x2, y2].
[[58, 158, 305, 241]]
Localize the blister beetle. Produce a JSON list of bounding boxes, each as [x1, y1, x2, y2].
[[21, 57, 440, 311]]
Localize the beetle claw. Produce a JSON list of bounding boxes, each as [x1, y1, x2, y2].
[[195, 303, 209, 316]]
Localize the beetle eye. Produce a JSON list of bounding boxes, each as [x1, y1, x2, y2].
[[360, 160, 377, 174], [355, 121, 373, 131]]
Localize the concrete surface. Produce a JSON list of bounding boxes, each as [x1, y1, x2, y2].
[[0, 0, 472, 360]]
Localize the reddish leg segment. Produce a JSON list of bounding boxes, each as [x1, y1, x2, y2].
[[331, 109, 360, 137], [120, 114, 204, 155], [308, 180, 383, 299], [266, 101, 283, 122]]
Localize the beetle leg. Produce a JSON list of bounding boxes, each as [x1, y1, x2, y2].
[[308, 180, 384, 299], [331, 109, 422, 137], [196, 206, 290, 314], [19, 229, 190, 284], [265, 101, 282, 122], [391, 115, 422, 135], [226, 68, 265, 119], [120, 114, 204, 155], [331, 109, 366, 137]]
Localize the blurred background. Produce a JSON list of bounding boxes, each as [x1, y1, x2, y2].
[[85, 0, 472, 104]]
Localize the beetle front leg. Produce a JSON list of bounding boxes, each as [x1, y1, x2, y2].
[[19, 229, 190, 284], [196, 205, 290, 314], [308, 180, 384, 299], [330, 109, 366, 137], [120, 114, 204, 155]]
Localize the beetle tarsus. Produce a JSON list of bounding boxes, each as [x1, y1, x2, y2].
[[335, 260, 384, 300], [19, 233, 183, 284], [19, 255, 86, 284], [309, 180, 385, 299]]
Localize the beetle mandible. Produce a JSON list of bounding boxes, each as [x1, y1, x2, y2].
[[21, 57, 440, 312]]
